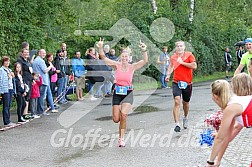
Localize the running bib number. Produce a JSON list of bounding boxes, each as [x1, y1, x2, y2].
[[178, 81, 188, 89], [115, 86, 128, 95]]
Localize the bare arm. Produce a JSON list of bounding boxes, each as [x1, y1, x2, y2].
[[44, 65, 53, 73], [157, 55, 164, 65], [97, 38, 118, 67], [179, 60, 197, 70], [133, 50, 148, 71], [208, 104, 242, 164], [216, 121, 243, 164], [234, 64, 245, 75], [132, 41, 148, 71], [165, 63, 174, 82]]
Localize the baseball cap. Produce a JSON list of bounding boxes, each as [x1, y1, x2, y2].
[[244, 38, 252, 43]]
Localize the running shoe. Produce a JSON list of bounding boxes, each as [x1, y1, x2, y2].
[[174, 125, 181, 132], [33, 115, 41, 119], [118, 138, 125, 147], [183, 118, 188, 129], [51, 109, 59, 113], [90, 96, 97, 101], [23, 114, 32, 120], [5, 122, 16, 127]]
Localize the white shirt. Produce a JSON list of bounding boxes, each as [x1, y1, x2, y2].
[[228, 95, 252, 126]]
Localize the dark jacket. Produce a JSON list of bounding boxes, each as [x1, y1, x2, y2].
[[86, 54, 104, 84], [17, 56, 33, 82], [14, 75, 26, 96], [54, 55, 71, 78], [224, 51, 232, 64]]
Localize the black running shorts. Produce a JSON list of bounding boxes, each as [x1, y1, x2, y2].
[[172, 82, 192, 102], [112, 90, 133, 105]]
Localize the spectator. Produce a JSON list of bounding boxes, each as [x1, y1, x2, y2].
[[54, 50, 69, 104], [17, 48, 33, 120], [32, 49, 58, 115], [62, 50, 71, 101], [224, 47, 232, 79], [86, 47, 104, 101], [30, 73, 42, 118], [0, 56, 15, 126], [236, 46, 245, 72], [207, 73, 252, 166], [16, 42, 36, 63], [103, 49, 118, 97], [13, 62, 27, 123], [72, 51, 86, 101], [157, 46, 170, 88], [234, 38, 252, 75], [46, 53, 60, 97]]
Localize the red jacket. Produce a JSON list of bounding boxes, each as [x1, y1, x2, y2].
[[30, 76, 43, 99]]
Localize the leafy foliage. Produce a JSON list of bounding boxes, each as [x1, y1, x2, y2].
[[0, 0, 251, 76]]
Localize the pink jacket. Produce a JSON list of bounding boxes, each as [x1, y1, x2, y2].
[[30, 76, 43, 99]]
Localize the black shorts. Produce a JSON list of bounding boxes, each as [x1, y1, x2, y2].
[[172, 82, 192, 102], [226, 63, 231, 71], [112, 90, 133, 105]]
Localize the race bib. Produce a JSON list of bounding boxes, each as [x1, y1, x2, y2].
[[178, 81, 188, 89], [115, 86, 128, 95]]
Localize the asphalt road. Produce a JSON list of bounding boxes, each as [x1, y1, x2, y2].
[[0, 81, 251, 167]]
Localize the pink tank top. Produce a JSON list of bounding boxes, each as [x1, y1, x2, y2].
[[115, 63, 133, 86], [51, 67, 58, 83]]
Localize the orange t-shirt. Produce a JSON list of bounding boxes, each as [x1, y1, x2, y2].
[[170, 52, 196, 83]]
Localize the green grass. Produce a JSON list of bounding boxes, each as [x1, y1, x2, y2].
[[133, 71, 233, 91], [192, 71, 234, 83]]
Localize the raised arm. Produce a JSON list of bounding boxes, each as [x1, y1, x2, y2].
[[133, 41, 148, 71], [97, 38, 118, 67]]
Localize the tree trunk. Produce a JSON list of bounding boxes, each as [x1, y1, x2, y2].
[[189, 0, 194, 23], [151, 0, 157, 14], [188, 0, 195, 42]]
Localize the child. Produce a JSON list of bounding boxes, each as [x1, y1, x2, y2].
[[30, 72, 43, 118], [13, 62, 27, 123]]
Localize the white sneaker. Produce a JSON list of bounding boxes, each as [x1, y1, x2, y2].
[[33, 115, 41, 119], [90, 96, 97, 101], [183, 117, 188, 129], [51, 109, 59, 113], [5, 122, 16, 127]]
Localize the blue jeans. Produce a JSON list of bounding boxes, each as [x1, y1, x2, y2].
[[64, 75, 69, 100], [160, 73, 167, 88], [46, 84, 55, 110], [7, 89, 14, 112], [2, 91, 11, 125], [88, 80, 94, 96], [160, 66, 168, 88], [38, 84, 55, 114], [38, 85, 47, 114], [104, 81, 112, 94], [57, 77, 66, 102], [95, 83, 104, 96]]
